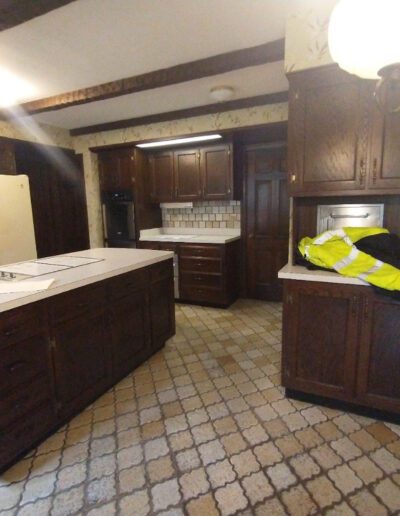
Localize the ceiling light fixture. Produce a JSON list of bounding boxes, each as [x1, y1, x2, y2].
[[136, 134, 222, 149], [328, 0, 400, 113], [0, 68, 36, 108], [209, 86, 235, 102]]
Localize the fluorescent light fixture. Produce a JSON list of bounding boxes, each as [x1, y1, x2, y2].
[[0, 68, 37, 108], [136, 134, 222, 148]]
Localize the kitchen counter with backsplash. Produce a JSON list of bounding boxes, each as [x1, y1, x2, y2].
[[140, 227, 241, 244]]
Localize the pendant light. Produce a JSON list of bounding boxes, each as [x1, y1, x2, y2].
[[328, 0, 400, 113]]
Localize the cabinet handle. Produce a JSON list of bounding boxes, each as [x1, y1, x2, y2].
[[6, 360, 27, 373], [372, 158, 378, 184], [359, 159, 366, 185], [3, 327, 17, 337], [286, 293, 293, 304], [290, 174, 296, 183]]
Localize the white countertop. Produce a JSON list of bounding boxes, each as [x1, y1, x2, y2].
[[140, 227, 241, 244], [0, 248, 173, 313], [278, 264, 368, 286]]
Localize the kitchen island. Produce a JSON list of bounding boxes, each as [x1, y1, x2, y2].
[[278, 264, 400, 419], [0, 248, 175, 471]]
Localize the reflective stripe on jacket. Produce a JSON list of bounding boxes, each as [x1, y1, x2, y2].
[[298, 227, 400, 291]]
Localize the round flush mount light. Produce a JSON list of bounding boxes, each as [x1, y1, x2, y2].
[[209, 86, 235, 102]]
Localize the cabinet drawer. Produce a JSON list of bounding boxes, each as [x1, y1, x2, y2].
[[180, 272, 223, 288], [149, 259, 173, 283], [0, 304, 45, 348], [180, 245, 222, 258], [0, 376, 51, 430], [0, 336, 49, 392], [180, 286, 225, 305], [109, 269, 148, 300], [50, 283, 106, 322], [180, 257, 221, 273], [0, 403, 55, 468]]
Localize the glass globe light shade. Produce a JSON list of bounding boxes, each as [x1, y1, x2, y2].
[[328, 0, 400, 79]]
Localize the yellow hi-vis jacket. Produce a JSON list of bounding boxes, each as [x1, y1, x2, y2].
[[298, 227, 400, 291]]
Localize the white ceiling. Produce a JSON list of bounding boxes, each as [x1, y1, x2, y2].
[[0, 0, 296, 129]]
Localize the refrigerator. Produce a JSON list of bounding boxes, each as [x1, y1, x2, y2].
[[0, 174, 37, 266]]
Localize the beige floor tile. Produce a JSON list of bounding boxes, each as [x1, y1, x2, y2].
[[241, 471, 273, 505], [281, 484, 318, 516], [306, 476, 341, 509], [373, 478, 400, 513], [215, 481, 248, 515], [349, 489, 388, 516], [186, 493, 219, 516]]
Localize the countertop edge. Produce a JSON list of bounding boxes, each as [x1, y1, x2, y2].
[[0, 252, 174, 313], [139, 236, 241, 244], [278, 264, 368, 287]]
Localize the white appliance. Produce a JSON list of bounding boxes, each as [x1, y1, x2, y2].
[[0, 175, 37, 266]]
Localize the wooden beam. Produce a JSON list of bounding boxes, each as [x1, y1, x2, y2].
[[0, 0, 77, 31], [20, 39, 285, 115], [70, 91, 288, 136]]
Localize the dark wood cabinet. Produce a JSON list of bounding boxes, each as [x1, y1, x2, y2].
[[149, 152, 174, 202], [288, 64, 400, 196], [98, 147, 134, 192], [282, 279, 400, 416], [357, 292, 400, 413], [282, 281, 359, 401], [0, 138, 16, 174], [0, 259, 175, 471], [174, 148, 202, 201], [148, 143, 234, 202], [201, 144, 233, 200], [14, 142, 89, 257]]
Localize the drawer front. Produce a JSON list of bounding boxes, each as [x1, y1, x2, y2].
[[149, 259, 173, 283], [180, 257, 221, 273], [50, 283, 106, 323], [0, 376, 51, 430], [180, 272, 223, 289], [0, 403, 55, 468], [0, 304, 45, 348], [109, 269, 148, 300], [180, 286, 226, 305], [180, 244, 222, 258], [0, 336, 49, 392], [158, 243, 178, 253]]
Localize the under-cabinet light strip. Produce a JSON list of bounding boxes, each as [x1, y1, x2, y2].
[[136, 134, 222, 148]]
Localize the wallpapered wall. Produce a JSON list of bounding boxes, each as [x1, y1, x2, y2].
[[0, 118, 73, 149], [73, 102, 288, 247], [162, 201, 241, 230], [285, 0, 337, 73]]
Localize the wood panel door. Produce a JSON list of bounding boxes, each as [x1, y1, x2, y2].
[[149, 151, 174, 202], [52, 309, 109, 418], [357, 292, 400, 412], [109, 289, 150, 382], [245, 143, 289, 301], [288, 65, 370, 195], [174, 148, 202, 201], [368, 86, 400, 191], [98, 148, 134, 192], [201, 144, 232, 200], [282, 281, 360, 401]]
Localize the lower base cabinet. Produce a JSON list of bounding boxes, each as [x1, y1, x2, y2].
[[0, 259, 175, 471], [282, 280, 400, 415]]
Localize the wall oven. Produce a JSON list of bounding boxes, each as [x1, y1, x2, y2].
[[102, 191, 136, 248]]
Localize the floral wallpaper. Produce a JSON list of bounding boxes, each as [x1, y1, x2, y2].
[[0, 119, 73, 149], [73, 102, 288, 247], [285, 0, 338, 73]]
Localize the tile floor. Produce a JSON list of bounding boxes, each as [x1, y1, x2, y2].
[[1, 299, 400, 515]]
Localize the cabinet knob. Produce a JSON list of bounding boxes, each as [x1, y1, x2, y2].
[[372, 158, 378, 184], [290, 174, 296, 183], [359, 159, 366, 185]]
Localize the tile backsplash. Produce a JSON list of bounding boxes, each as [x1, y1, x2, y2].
[[162, 201, 241, 229]]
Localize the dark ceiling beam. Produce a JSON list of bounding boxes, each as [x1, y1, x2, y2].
[[19, 38, 285, 115], [0, 0, 77, 31], [70, 90, 288, 136]]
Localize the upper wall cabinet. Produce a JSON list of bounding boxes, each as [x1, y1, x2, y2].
[[98, 148, 135, 192], [149, 143, 233, 203], [288, 65, 400, 196]]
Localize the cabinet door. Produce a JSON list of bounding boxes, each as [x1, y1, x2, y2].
[[368, 87, 400, 191], [52, 309, 109, 418], [357, 292, 400, 413], [174, 148, 202, 201], [110, 289, 150, 381], [149, 152, 174, 202], [288, 66, 370, 195], [201, 144, 232, 200], [98, 148, 134, 192], [282, 281, 360, 401], [149, 276, 175, 351]]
